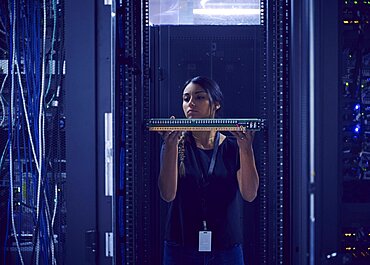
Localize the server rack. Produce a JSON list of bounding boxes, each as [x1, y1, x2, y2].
[[115, 0, 292, 264], [0, 1, 67, 264], [150, 25, 263, 265], [337, 1, 370, 264]]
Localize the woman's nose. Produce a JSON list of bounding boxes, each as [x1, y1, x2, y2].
[[189, 99, 195, 106]]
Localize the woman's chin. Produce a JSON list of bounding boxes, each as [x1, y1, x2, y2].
[[186, 113, 207, 119]]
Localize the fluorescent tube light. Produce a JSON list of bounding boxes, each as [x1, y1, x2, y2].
[[193, 8, 260, 16]]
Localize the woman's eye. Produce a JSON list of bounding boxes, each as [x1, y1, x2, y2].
[[183, 97, 190, 102], [197, 96, 205, 100]]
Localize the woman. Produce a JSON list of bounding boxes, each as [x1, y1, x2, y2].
[[158, 76, 259, 265]]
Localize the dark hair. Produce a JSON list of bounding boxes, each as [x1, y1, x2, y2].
[[178, 76, 224, 177], [182, 76, 224, 117]]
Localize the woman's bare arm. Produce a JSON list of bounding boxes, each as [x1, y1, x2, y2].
[[231, 130, 259, 202], [158, 131, 182, 202]]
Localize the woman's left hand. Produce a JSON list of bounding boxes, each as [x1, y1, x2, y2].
[[230, 127, 255, 149]]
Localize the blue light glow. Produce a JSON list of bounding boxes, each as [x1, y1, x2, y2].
[[355, 104, 360, 110]]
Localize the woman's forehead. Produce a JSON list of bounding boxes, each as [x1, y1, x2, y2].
[[183, 83, 206, 94]]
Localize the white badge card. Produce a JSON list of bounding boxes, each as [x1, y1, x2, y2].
[[198, 231, 212, 252]]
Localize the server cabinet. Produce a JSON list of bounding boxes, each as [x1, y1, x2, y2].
[[150, 25, 263, 265], [0, 1, 67, 264], [115, 0, 292, 264]]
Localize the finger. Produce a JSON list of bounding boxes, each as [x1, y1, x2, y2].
[[166, 131, 180, 141], [231, 131, 245, 140], [236, 131, 245, 138], [244, 130, 255, 139], [231, 131, 242, 136], [161, 131, 169, 140], [171, 131, 182, 140]]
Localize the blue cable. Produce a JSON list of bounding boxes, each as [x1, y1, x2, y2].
[[3, 198, 10, 265], [21, 101, 31, 215], [21, 0, 32, 221], [29, 2, 37, 116], [15, 3, 25, 265], [16, 96, 23, 262], [19, 4, 34, 247], [22, 3, 34, 125], [29, 0, 40, 233], [36, 3, 50, 260], [41, 203, 49, 264], [6, 0, 14, 260], [39, 207, 44, 264], [27, 0, 40, 230], [6, 1, 62, 262], [19, 3, 34, 259], [8, 1, 17, 262], [35, 0, 41, 157], [26, 1, 38, 224], [45, 0, 57, 102], [33, 0, 39, 120]]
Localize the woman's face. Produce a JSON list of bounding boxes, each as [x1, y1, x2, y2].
[[182, 82, 218, 118]]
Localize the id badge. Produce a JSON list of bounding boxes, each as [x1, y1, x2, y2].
[[198, 231, 212, 252]]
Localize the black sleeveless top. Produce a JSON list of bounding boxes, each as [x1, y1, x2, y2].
[[161, 135, 243, 250]]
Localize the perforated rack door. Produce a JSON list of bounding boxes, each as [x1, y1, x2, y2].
[[262, 0, 290, 264], [115, 0, 152, 264]]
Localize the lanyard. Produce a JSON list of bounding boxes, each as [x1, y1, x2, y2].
[[190, 131, 220, 230], [207, 131, 220, 177], [191, 131, 220, 184]]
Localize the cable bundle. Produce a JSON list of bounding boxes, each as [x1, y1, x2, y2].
[[0, 0, 65, 264]]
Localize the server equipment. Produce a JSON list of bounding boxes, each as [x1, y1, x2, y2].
[[0, 0, 66, 264], [338, 0, 370, 264]]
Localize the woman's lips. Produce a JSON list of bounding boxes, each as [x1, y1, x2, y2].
[[186, 110, 198, 118]]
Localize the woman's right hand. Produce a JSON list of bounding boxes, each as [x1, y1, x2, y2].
[[158, 116, 182, 146], [159, 130, 182, 146]]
